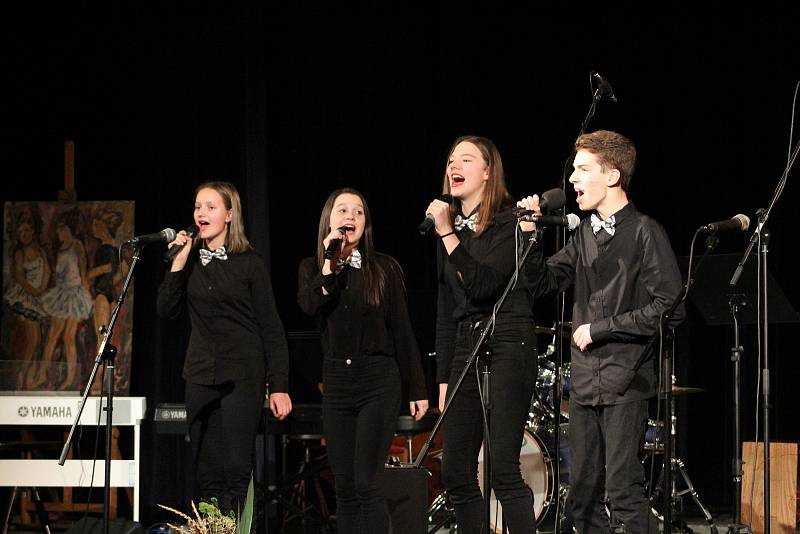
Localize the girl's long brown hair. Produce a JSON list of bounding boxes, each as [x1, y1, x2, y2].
[[440, 135, 512, 236], [316, 187, 386, 308]]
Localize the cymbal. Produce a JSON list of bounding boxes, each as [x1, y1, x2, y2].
[[534, 322, 572, 336], [664, 385, 705, 396]]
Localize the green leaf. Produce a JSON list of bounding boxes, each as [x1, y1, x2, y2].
[[235, 474, 254, 534]]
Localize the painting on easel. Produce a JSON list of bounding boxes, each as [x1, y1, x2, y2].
[[1, 200, 135, 394]]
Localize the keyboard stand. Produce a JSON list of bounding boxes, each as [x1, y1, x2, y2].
[[0, 440, 60, 534]]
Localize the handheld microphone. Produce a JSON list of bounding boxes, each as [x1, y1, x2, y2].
[[699, 214, 750, 234], [539, 188, 566, 212], [513, 188, 567, 219], [163, 224, 199, 261], [591, 71, 618, 103], [324, 226, 347, 259], [418, 194, 454, 234], [126, 228, 176, 247], [520, 213, 581, 230]]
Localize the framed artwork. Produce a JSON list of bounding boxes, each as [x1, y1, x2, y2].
[[1, 201, 135, 394]]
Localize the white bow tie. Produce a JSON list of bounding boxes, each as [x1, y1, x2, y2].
[[454, 212, 478, 231], [336, 249, 362, 272], [590, 213, 616, 236], [199, 246, 228, 266]]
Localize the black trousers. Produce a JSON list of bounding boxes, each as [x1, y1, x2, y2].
[[441, 319, 538, 534], [322, 356, 401, 534], [567, 398, 657, 533], [185, 379, 265, 513]]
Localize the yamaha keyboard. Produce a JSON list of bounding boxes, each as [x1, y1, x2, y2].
[[0, 395, 146, 521], [0, 395, 146, 426], [154, 402, 323, 436]]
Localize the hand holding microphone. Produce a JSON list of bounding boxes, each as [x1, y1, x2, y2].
[[324, 226, 347, 261], [516, 194, 543, 228], [164, 224, 199, 270], [419, 194, 453, 235], [514, 188, 566, 218], [516, 188, 576, 230]]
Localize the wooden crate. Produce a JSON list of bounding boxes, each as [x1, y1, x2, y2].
[[741, 441, 798, 534]]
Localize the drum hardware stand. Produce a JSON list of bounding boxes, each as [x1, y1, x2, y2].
[[427, 492, 456, 534], [540, 482, 571, 534], [647, 380, 718, 534], [624, 231, 718, 533], [267, 438, 333, 533]]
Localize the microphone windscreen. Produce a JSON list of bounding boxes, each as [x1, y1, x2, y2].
[[733, 214, 750, 231], [540, 188, 566, 212], [566, 213, 581, 231]]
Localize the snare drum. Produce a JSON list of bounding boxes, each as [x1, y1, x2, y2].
[[477, 426, 570, 531]]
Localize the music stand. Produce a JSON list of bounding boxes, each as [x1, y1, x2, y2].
[[680, 253, 798, 533], [680, 253, 799, 326]]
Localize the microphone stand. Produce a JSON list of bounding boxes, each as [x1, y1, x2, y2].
[[727, 138, 799, 534], [59, 244, 141, 534], [726, 293, 751, 534], [413, 230, 541, 534], [655, 232, 716, 533], [549, 74, 609, 532]]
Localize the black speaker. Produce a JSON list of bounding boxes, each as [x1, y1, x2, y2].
[[378, 466, 430, 534], [65, 518, 146, 534]]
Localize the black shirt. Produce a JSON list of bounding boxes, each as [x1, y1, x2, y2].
[[435, 207, 541, 383], [533, 202, 684, 405], [297, 253, 427, 401], [157, 249, 289, 392]]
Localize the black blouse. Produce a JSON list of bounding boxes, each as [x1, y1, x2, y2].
[[435, 207, 542, 383], [297, 253, 427, 401], [157, 249, 289, 392], [533, 202, 684, 405]]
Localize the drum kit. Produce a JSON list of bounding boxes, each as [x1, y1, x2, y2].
[[427, 322, 718, 534]]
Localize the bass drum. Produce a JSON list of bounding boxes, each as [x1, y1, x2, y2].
[[477, 426, 570, 532]]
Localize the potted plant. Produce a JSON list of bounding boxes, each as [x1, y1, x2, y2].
[[159, 476, 254, 534]]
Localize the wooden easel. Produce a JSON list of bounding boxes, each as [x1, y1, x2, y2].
[[17, 141, 129, 526]]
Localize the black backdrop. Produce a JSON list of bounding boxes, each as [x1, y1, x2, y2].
[[2, 4, 799, 527]]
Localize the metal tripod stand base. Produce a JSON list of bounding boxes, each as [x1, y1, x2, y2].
[[428, 492, 456, 534], [650, 457, 718, 533]]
